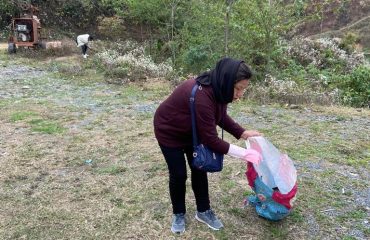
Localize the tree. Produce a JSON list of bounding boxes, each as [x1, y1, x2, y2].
[[0, 0, 18, 31], [175, 0, 225, 73], [224, 0, 236, 56]]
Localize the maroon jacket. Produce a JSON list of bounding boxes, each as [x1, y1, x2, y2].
[[154, 78, 245, 154]]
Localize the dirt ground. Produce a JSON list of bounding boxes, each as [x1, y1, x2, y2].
[[0, 54, 369, 239]]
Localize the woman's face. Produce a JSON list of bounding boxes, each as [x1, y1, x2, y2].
[[233, 79, 249, 101]]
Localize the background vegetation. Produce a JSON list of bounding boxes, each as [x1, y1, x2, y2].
[[0, 0, 369, 107]]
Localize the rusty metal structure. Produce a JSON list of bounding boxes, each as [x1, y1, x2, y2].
[[8, 0, 46, 53]]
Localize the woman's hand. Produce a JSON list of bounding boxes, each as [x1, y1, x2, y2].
[[227, 144, 262, 165], [240, 130, 262, 140], [244, 148, 262, 165]]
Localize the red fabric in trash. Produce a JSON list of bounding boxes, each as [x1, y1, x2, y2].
[[246, 162, 258, 188], [245, 163, 297, 209], [272, 184, 297, 209]]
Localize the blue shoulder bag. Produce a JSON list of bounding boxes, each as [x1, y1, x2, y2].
[[190, 83, 224, 172]]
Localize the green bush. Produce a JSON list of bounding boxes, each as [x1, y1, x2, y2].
[[339, 32, 359, 54], [339, 66, 370, 107], [105, 66, 129, 79], [183, 45, 212, 73]]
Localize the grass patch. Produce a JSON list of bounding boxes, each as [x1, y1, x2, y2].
[[342, 237, 357, 240], [309, 121, 332, 134], [95, 165, 126, 175], [10, 111, 38, 122], [287, 143, 330, 160], [337, 209, 367, 222], [28, 119, 65, 134], [116, 84, 145, 102], [266, 223, 289, 239], [289, 208, 305, 223], [286, 136, 369, 168], [346, 156, 369, 168]]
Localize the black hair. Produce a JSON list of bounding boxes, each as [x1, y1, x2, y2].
[[88, 36, 94, 41], [235, 62, 253, 82]]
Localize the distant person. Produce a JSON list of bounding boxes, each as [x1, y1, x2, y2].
[[154, 58, 262, 234], [76, 34, 93, 58]]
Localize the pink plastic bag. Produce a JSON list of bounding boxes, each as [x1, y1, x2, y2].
[[246, 136, 297, 194]]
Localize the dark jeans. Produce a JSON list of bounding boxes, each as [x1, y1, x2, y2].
[[160, 144, 210, 214], [81, 44, 88, 55]]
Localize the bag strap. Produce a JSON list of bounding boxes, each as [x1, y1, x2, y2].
[[190, 84, 199, 148], [189, 83, 223, 149]]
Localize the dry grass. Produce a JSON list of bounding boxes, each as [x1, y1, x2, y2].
[[0, 52, 369, 240]]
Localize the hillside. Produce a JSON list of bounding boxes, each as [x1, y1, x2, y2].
[[292, 0, 370, 52]]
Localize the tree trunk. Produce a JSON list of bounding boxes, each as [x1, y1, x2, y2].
[[224, 0, 233, 56]]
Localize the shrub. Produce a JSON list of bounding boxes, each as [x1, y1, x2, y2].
[[92, 40, 174, 83], [339, 32, 360, 54], [275, 37, 369, 108], [286, 38, 366, 72], [183, 45, 211, 73], [338, 66, 370, 107], [97, 16, 127, 40], [245, 74, 340, 105]]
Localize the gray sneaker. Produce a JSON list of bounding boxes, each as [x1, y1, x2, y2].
[[171, 213, 185, 234], [195, 209, 224, 230]]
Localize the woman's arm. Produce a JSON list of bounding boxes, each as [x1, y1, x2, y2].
[[222, 112, 262, 140]]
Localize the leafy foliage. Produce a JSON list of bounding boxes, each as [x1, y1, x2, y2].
[[0, 0, 18, 38], [338, 66, 370, 107], [29, 0, 115, 36], [97, 16, 126, 40], [175, 0, 225, 73], [1, 0, 369, 107]]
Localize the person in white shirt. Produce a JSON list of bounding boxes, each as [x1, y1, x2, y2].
[[76, 34, 93, 58]]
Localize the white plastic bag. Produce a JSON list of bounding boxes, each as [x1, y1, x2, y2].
[[246, 136, 297, 194]]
